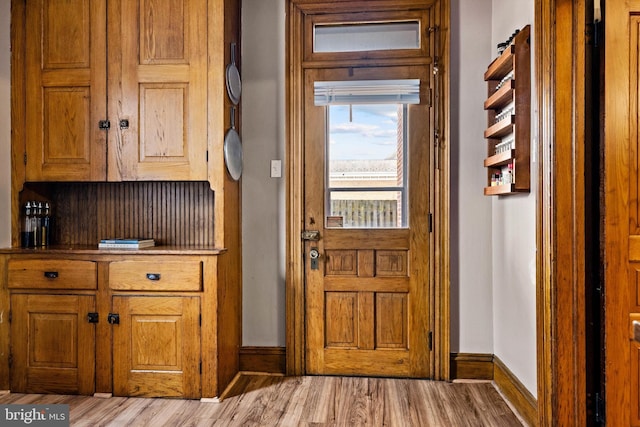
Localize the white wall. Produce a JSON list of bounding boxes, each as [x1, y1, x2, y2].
[[0, 0, 10, 248], [450, 0, 494, 354], [491, 0, 537, 394], [241, 0, 287, 346]]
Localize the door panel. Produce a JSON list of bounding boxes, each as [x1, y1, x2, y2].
[[10, 294, 95, 394], [304, 66, 432, 377], [108, 0, 208, 181], [112, 296, 201, 398], [325, 292, 358, 347], [376, 293, 408, 349], [25, 0, 107, 181]]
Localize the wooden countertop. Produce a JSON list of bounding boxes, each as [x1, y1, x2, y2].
[[0, 245, 227, 255]]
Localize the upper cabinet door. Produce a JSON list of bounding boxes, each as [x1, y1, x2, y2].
[[25, 0, 108, 181], [107, 0, 209, 181], [23, 0, 209, 183]]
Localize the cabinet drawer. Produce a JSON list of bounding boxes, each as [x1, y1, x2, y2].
[[8, 259, 97, 290], [109, 260, 202, 291]]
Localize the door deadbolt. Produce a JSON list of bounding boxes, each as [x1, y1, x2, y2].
[[301, 230, 320, 241]]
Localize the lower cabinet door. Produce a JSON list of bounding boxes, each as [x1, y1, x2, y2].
[[112, 296, 201, 398], [10, 294, 96, 395]]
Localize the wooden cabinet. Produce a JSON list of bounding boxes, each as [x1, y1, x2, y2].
[[11, 0, 242, 254], [0, 250, 237, 400], [24, 0, 208, 182], [109, 258, 202, 398], [112, 296, 201, 398], [7, 0, 242, 401], [483, 25, 531, 196], [7, 258, 98, 394], [10, 294, 96, 395]]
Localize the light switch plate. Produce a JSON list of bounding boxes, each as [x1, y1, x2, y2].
[[270, 160, 282, 178]]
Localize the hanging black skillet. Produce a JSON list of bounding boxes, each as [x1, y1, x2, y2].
[[226, 43, 241, 105], [224, 106, 242, 181]]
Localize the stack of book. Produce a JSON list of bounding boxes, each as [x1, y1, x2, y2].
[[98, 238, 155, 249]]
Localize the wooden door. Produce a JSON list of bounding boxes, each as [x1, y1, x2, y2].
[[304, 66, 432, 377], [24, 0, 108, 181], [107, 0, 208, 181], [10, 294, 96, 394], [112, 296, 201, 398], [605, 3, 640, 425]]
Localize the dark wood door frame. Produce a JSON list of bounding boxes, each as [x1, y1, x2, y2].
[[535, 0, 592, 425], [285, 0, 451, 381]]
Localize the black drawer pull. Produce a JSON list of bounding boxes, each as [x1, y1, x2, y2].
[[44, 271, 59, 279], [146, 273, 161, 281]]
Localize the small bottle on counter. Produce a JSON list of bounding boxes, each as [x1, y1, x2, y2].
[[33, 201, 42, 247], [41, 202, 51, 246], [21, 201, 34, 248]]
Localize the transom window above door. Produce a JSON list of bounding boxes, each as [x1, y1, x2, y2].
[[302, 10, 431, 63], [314, 79, 420, 228], [313, 21, 421, 53]]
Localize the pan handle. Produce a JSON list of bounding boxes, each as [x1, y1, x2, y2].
[[230, 106, 236, 129], [231, 42, 237, 65]]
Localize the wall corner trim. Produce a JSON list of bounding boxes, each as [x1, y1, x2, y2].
[[239, 346, 286, 375], [450, 352, 494, 380], [493, 355, 537, 427]]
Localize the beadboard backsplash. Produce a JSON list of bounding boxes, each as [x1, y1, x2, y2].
[[21, 181, 216, 247]]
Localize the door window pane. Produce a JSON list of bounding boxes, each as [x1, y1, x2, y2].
[[314, 21, 420, 53], [326, 104, 408, 228]]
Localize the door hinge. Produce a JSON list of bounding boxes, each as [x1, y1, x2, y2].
[[200, 361, 202, 374], [594, 392, 605, 424], [8, 310, 11, 323], [8, 353, 12, 368], [199, 314, 202, 326], [428, 331, 433, 351], [428, 213, 433, 233], [206, 151, 209, 162], [23, 153, 27, 165], [428, 88, 433, 107]]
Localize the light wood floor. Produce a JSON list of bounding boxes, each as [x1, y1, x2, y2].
[[0, 374, 526, 426]]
